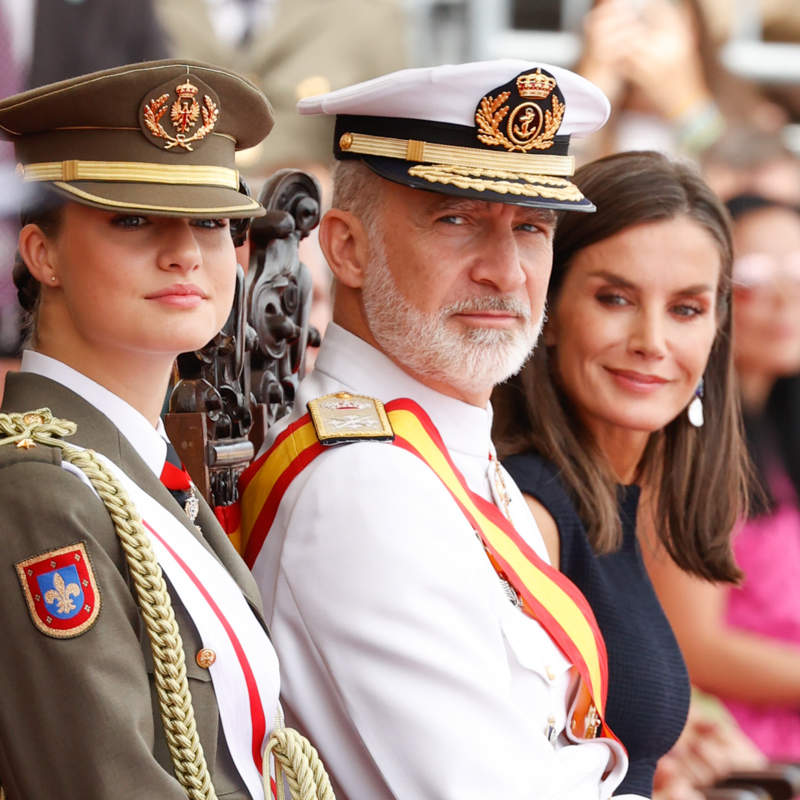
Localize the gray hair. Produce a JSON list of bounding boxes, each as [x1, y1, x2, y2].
[[331, 160, 383, 236]]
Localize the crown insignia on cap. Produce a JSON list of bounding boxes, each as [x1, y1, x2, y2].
[[175, 79, 200, 99], [516, 69, 557, 99], [474, 69, 564, 154], [140, 75, 220, 152]]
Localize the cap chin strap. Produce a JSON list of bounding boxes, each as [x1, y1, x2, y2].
[[338, 130, 575, 176], [20, 159, 240, 188]]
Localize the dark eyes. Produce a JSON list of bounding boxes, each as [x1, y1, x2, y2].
[[109, 215, 228, 230], [515, 222, 547, 233], [597, 292, 629, 307], [192, 218, 229, 229], [670, 303, 704, 317], [436, 215, 548, 233], [596, 292, 705, 317], [111, 214, 149, 229]]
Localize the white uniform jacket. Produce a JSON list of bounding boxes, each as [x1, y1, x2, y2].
[[252, 324, 646, 800]]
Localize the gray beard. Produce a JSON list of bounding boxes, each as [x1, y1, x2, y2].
[[361, 236, 543, 400]]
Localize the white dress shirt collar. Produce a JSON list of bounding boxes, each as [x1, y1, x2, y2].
[[312, 323, 494, 460], [20, 350, 168, 478]]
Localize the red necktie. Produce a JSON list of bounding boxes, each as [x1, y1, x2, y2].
[[160, 444, 192, 492], [160, 442, 198, 524]]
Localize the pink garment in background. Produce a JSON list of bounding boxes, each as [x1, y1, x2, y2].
[[724, 468, 800, 759]]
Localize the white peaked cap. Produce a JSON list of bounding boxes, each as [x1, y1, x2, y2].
[[298, 59, 609, 138], [297, 60, 610, 212]]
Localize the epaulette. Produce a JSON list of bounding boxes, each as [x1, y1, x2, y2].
[[0, 408, 75, 467], [307, 392, 395, 446]]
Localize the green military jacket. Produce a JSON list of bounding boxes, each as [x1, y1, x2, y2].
[[0, 371, 266, 799]]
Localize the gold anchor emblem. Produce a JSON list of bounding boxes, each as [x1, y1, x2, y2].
[[475, 70, 564, 153], [44, 572, 81, 615]]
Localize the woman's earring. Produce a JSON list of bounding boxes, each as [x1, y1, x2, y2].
[[688, 378, 704, 428]]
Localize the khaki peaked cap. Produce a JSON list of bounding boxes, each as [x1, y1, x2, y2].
[[0, 59, 274, 218]]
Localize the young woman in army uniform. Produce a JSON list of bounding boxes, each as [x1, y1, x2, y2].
[[0, 60, 330, 800]]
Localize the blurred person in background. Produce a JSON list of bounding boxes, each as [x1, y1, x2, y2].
[[698, 0, 800, 47], [574, 0, 787, 160], [646, 194, 800, 761], [652, 692, 767, 800], [493, 150, 750, 799], [1, 0, 166, 91], [700, 125, 800, 205], [0, 166, 33, 403], [154, 0, 408, 178]]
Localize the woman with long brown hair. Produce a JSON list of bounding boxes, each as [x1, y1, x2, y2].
[[493, 150, 750, 798], [647, 194, 800, 761]]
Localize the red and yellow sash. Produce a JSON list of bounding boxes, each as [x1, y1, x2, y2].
[[237, 397, 619, 744]]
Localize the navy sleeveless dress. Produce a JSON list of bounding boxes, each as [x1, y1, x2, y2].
[[503, 451, 690, 798]]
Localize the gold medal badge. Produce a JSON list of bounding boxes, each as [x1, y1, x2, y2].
[[139, 74, 220, 152], [475, 68, 565, 153]]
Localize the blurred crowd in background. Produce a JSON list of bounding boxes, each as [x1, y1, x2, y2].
[[2, 0, 800, 362], [2, 1, 800, 798]]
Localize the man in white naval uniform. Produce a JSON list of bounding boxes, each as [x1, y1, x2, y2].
[[245, 61, 648, 800]]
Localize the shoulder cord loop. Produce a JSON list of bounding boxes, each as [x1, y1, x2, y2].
[[264, 725, 335, 800], [0, 409, 335, 800]]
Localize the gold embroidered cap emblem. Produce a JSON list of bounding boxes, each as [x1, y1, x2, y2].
[[308, 392, 394, 446], [475, 68, 564, 153], [139, 74, 220, 152]]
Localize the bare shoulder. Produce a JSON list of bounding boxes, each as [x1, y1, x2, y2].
[[522, 493, 561, 568]]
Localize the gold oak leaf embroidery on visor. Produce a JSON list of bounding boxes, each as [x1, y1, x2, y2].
[[407, 164, 584, 201]]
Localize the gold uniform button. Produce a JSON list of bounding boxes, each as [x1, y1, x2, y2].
[[545, 665, 556, 681], [196, 648, 216, 669]]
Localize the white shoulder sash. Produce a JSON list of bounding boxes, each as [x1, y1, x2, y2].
[[62, 450, 280, 800]]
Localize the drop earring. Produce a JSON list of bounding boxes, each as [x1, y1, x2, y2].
[[688, 378, 704, 428]]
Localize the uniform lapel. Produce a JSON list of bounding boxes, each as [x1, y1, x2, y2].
[[2, 371, 266, 621]]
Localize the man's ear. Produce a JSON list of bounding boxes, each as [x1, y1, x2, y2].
[[18, 223, 60, 286], [318, 208, 371, 289]]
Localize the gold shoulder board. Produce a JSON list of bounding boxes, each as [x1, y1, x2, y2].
[[307, 392, 394, 446]]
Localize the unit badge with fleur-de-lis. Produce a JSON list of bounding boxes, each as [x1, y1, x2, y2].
[[15, 542, 100, 638]]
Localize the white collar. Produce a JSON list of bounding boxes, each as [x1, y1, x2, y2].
[[20, 350, 168, 478], [312, 323, 494, 460]]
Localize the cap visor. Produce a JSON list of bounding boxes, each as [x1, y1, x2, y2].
[[362, 156, 595, 212], [45, 180, 265, 218]]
